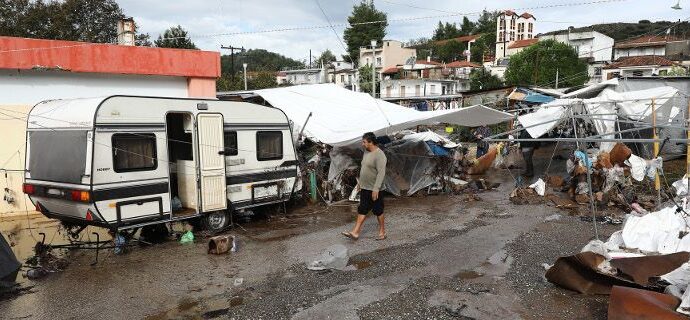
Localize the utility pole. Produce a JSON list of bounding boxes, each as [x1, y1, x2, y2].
[[243, 63, 248, 90], [555, 68, 559, 89], [309, 49, 312, 68], [371, 40, 377, 98], [221, 45, 245, 82]]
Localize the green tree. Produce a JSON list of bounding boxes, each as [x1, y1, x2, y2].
[[666, 65, 688, 76], [60, 0, 124, 43], [473, 10, 499, 34], [343, 1, 387, 65], [433, 21, 462, 41], [216, 71, 278, 91], [358, 64, 377, 95], [504, 39, 589, 87], [317, 49, 337, 65], [470, 34, 494, 63], [155, 25, 197, 49], [435, 40, 466, 62], [459, 17, 475, 36], [469, 68, 503, 91], [0, 0, 125, 43]]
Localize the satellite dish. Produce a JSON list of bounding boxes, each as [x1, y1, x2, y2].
[[672, 0, 682, 9]]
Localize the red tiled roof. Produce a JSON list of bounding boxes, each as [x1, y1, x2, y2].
[[501, 10, 517, 16], [520, 12, 535, 19], [276, 71, 287, 76], [382, 66, 401, 74], [446, 60, 480, 68], [483, 55, 495, 62], [434, 34, 481, 46], [416, 59, 442, 65], [603, 55, 678, 69], [615, 35, 682, 49], [0, 36, 220, 78], [508, 38, 538, 49]]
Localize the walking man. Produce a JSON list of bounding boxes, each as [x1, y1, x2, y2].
[[342, 132, 388, 241]]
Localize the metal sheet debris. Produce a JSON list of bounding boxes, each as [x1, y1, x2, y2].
[[608, 286, 685, 320]]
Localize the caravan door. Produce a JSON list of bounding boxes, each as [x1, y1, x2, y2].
[[196, 113, 228, 212]]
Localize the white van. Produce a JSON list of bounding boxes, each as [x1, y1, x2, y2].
[[23, 96, 299, 232]]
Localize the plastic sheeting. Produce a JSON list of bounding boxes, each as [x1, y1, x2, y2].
[[254, 84, 513, 146], [0, 232, 20, 283], [621, 206, 688, 254], [328, 132, 452, 196], [517, 100, 570, 138], [517, 85, 684, 157]]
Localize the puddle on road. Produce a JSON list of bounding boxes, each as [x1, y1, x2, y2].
[[350, 260, 374, 270], [229, 296, 244, 306], [456, 270, 484, 280], [145, 295, 241, 320]]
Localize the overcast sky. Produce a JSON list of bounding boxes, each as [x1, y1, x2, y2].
[[118, 0, 687, 61]]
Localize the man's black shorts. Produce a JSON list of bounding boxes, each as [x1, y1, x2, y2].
[[358, 189, 384, 216]]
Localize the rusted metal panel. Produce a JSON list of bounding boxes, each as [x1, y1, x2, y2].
[[608, 286, 685, 320], [610, 252, 690, 286]]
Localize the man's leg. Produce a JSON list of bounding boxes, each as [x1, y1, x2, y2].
[[350, 214, 367, 238], [522, 148, 535, 177], [376, 214, 385, 238]]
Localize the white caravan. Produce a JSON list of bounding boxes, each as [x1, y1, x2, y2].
[[23, 96, 299, 232]]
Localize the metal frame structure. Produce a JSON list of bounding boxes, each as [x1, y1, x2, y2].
[[484, 96, 690, 240]]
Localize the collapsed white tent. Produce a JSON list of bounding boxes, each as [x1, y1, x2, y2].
[[254, 84, 513, 146], [517, 85, 682, 152]]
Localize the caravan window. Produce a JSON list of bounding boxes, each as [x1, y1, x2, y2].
[[112, 133, 158, 172], [256, 131, 283, 161], [224, 131, 239, 156]]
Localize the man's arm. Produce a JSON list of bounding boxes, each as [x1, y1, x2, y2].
[[372, 152, 387, 197]]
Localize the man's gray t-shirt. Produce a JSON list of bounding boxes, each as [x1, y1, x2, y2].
[[359, 148, 387, 192]]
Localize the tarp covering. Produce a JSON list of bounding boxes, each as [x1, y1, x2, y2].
[[517, 99, 572, 138], [328, 131, 453, 197], [509, 88, 556, 104], [254, 84, 513, 146], [0, 232, 20, 283]]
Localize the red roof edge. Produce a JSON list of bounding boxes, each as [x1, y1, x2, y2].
[[0, 36, 220, 78]]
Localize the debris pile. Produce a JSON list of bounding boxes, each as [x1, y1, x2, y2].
[[545, 176, 690, 318], [510, 142, 665, 221]]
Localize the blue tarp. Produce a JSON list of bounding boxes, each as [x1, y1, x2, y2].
[[513, 88, 556, 104], [425, 141, 450, 156]]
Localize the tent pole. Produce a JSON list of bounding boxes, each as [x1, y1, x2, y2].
[[652, 98, 661, 207], [571, 101, 598, 240]]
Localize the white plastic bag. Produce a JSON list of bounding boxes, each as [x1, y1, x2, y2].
[[626, 154, 647, 182], [307, 244, 349, 271], [529, 178, 546, 196]]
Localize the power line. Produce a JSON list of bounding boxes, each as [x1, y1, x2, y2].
[[0, 0, 633, 54]]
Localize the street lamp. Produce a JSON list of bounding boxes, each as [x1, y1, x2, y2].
[[371, 40, 377, 98], [242, 63, 248, 90]]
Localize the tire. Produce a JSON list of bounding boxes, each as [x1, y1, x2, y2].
[[203, 210, 230, 232]]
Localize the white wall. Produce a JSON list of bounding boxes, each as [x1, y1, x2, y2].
[[0, 69, 189, 216], [0, 69, 189, 105]]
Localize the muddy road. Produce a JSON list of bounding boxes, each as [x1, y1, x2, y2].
[[1, 145, 614, 319]]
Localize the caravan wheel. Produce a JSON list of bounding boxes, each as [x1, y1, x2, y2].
[[204, 211, 230, 232]]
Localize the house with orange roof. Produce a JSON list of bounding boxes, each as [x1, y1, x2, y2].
[[613, 35, 683, 60], [602, 55, 685, 79]]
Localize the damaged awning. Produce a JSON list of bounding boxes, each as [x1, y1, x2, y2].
[[251, 84, 513, 146]]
